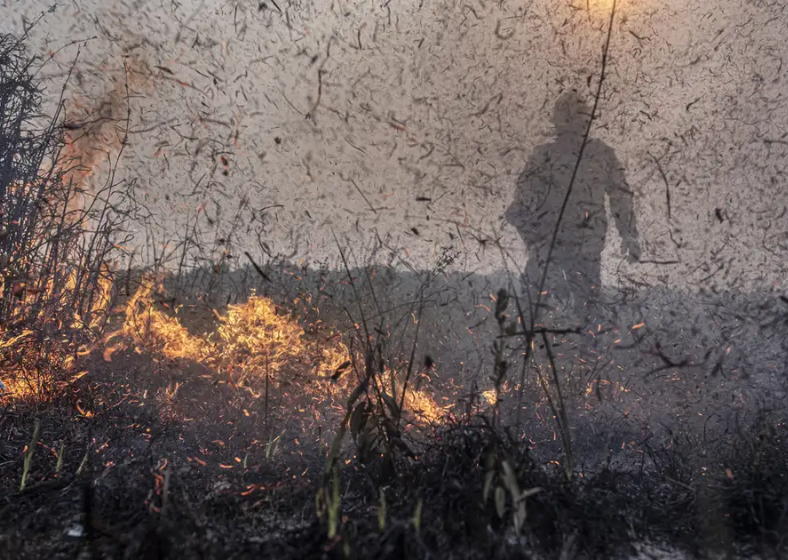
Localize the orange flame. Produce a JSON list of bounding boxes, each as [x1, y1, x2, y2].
[[122, 278, 351, 385], [120, 277, 445, 424]]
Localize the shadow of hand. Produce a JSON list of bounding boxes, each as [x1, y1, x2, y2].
[[621, 240, 641, 264]]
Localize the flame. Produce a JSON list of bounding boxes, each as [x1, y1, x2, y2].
[[1, 255, 443, 432], [0, 261, 115, 401], [0, 56, 143, 403], [122, 277, 351, 386], [215, 295, 350, 379], [400, 385, 446, 424], [66, 263, 114, 331], [120, 277, 444, 424], [122, 278, 204, 360]]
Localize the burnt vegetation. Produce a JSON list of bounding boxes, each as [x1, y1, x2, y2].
[[1, 4, 788, 559]]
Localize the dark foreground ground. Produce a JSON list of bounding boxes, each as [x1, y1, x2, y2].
[[1, 266, 787, 559]]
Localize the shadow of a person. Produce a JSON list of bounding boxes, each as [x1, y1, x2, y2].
[[506, 92, 640, 326]]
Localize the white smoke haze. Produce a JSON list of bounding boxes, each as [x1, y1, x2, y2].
[[2, 0, 786, 293]]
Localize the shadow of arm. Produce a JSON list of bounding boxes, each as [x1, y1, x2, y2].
[[605, 149, 640, 261]]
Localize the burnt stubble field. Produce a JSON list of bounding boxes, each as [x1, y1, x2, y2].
[[2, 1, 788, 558]]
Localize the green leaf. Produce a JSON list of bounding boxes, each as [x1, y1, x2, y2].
[[55, 441, 65, 475], [20, 419, 41, 492], [377, 488, 387, 531], [381, 392, 400, 419], [326, 422, 347, 474], [328, 465, 341, 539], [412, 498, 423, 532], [484, 449, 496, 470], [349, 401, 369, 439], [514, 501, 526, 533], [501, 460, 521, 500], [518, 487, 542, 502], [495, 486, 506, 518], [515, 487, 542, 533], [483, 470, 495, 504], [315, 487, 326, 517]]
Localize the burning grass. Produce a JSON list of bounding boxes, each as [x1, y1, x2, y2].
[[120, 276, 351, 384], [0, 184, 116, 401], [0, 32, 137, 405], [116, 276, 445, 425]]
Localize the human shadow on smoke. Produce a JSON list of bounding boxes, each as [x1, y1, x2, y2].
[[505, 91, 640, 327]]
